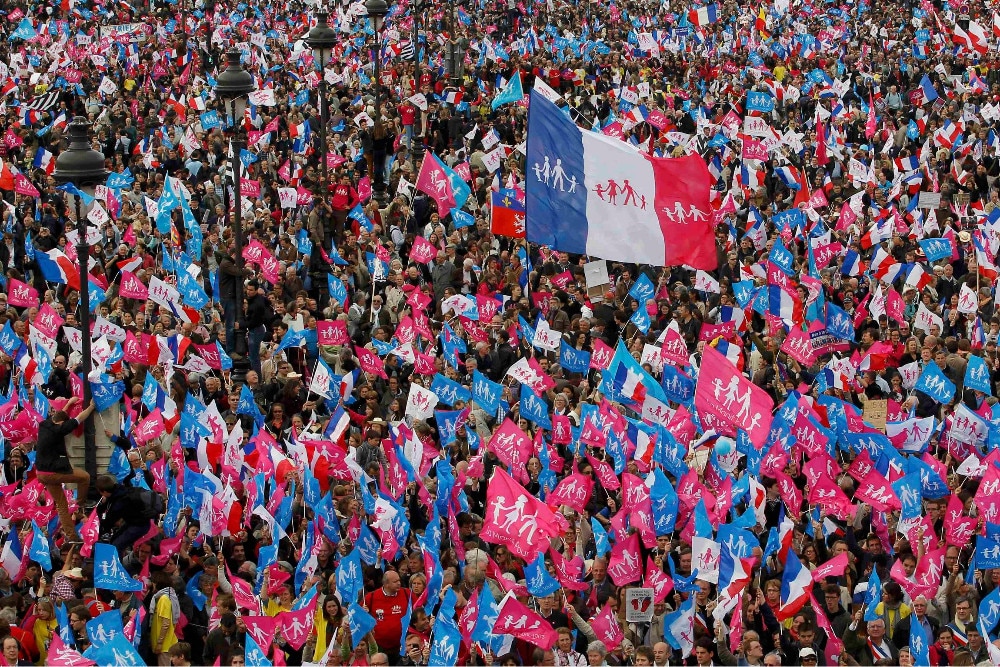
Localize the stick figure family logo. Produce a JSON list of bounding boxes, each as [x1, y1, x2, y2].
[[592, 179, 646, 208], [532, 155, 579, 193], [657, 199, 707, 224], [710, 375, 764, 431]]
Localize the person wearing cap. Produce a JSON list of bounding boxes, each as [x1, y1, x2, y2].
[[797, 647, 818, 665]]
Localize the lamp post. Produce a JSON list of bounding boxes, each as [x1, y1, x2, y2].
[[365, 0, 389, 204], [52, 118, 108, 487], [214, 48, 254, 366], [307, 9, 338, 194], [411, 2, 426, 165]]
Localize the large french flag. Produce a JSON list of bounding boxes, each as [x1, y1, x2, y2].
[[526, 90, 717, 269], [35, 249, 80, 290], [687, 3, 719, 26]]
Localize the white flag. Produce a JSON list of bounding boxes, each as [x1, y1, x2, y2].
[[406, 383, 439, 421]]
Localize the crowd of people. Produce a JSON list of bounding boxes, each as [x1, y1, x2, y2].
[[0, 0, 1000, 664]]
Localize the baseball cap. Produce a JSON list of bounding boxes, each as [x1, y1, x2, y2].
[[799, 648, 817, 659]]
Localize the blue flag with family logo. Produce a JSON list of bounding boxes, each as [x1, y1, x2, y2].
[[746, 90, 775, 112], [82, 634, 144, 666], [825, 303, 855, 341], [520, 389, 552, 429], [327, 274, 347, 306], [429, 373, 471, 406], [200, 110, 221, 130], [90, 379, 125, 412], [472, 370, 502, 414], [628, 273, 656, 304], [909, 612, 930, 666], [661, 365, 694, 403], [347, 603, 377, 650], [243, 633, 272, 667], [524, 552, 562, 596], [93, 543, 143, 591], [630, 305, 651, 333], [86, 609, 125, 649], [560, 340, 591, 374], [914, 361, 955, 404], [977, 535, 1000, 569], [918, 237, 953, 262], [965, 355, 991, 394]]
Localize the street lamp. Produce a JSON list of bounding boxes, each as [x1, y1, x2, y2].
[[307, 8, 338, 194], [411, 1, 426, 165], [214, 48, 254, 366], [52, 118, 108, 488], [365, 0, 389, 204]]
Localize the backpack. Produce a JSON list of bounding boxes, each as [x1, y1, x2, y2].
[[127, 487, 165, 521]]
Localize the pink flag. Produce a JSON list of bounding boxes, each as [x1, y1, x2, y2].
[[811, 553, 849, 582], [590, 338, 614, 369], [33, 303, 64, 339], [122, 331, 148, 364], [133, 408, 165, 444], [486, 419, 533, 482], [409, 235, 438, 264], [79, 510, 101, 557], [494, 594, 559, 649], [243, 615, 279, 649], [7, 279, 38, 308], [694, 345, 773, 447], [589, 602, 625, 650], [547, 473, 593, 513], [13, 174, 38, 197], [585, 453, 621, 490], [415, 152, 457, 216], [47, 634, 96, 666], [354, 345, 388, 379], [316, 320, 349, 345], [780, 326, 817, 366], [119, 270, 148, 299], [277, 606, 316, 650], [607, 532, 642, 586], [645, 556, 674, 602], [481, 467, 559, 561]]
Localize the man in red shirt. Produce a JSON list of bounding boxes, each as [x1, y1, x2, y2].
[[364, 570, 411, 664], [399, 100, 417, 149], [330, 174, 359, 234]]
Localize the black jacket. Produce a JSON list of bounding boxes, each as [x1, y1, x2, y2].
[[35, 416, 80, 474]]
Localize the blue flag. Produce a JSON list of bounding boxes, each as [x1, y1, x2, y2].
[[92, 543, 143, 591], [914, 361, 956, 404], [347, 603, 377, 650], [491, 72, 524, 110]]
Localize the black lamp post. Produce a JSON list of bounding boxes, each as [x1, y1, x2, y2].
[[307, 9, 338, 194], [411, 2, 426, 165], [52, 118, 108, 487], [214, 48, 254, 365], [365, 0, 389, 204]]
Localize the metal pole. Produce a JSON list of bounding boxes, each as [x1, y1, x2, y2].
[[76, 194, 96, 485], [320, 58, 328, 195], [232, 99, 245, 320], [374, 31, 384, 199]]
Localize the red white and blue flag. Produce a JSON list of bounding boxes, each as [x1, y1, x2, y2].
[[526, 90, 717, 269]]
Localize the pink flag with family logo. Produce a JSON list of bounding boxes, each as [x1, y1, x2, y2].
[[120, 270, 148, 299], [316, 320, 349, 345], [7, 279, 37, 308], [493, 593, 558, 649], [608, 532, 642, 586], [695, 345, 773, 447], [13, 174, 38, 197], [354, 345, 388, 379], [481, 467, 559, 561], [548, 472, 593, 513], [415, 152, 456, 215], [590, 602, 625, 650], [133, 408, 165, 444], [409, 236, 438, 264]]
